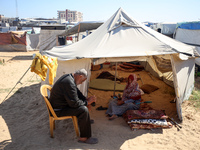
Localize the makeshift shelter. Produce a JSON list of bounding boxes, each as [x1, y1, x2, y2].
[[174, 21, 200, 66], [37, 25, 66, 52], [65, 21, 104, 42], [42, 8, 199, 121], [151, 22, 176, 38], [0, 31, 39, 51]]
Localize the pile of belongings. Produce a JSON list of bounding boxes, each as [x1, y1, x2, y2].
[[123, 109, 172, 130], [91, 64, 103, 71], [111, 62, 144, 72]]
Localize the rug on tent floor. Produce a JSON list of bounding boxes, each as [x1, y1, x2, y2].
[[89, 79, 126, 91]]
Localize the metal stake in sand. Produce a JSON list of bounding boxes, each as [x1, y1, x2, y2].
[[1, 66, 30, 103]]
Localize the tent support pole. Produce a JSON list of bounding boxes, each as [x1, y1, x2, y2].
[[77, 23, 81, 42], [1, 66, 30, 103], [113, 62, 117, 96]]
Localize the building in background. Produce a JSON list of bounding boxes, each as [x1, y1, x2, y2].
[[0, 15, 19, 27], [0, 15, 4, 22], [57, 11, 66, 23], [57, 9, 83, 23]]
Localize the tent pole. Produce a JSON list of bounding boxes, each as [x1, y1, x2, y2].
[[77, 23, 81, 42], [1, 66, 30, 103], [113, 62, 117, 96]]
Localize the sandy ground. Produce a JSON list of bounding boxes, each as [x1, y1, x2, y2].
[[0, 50, 200, 150]]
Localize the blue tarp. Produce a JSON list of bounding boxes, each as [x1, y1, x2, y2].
[[176, 21, 200, 30], [143, 22, 154, 27]]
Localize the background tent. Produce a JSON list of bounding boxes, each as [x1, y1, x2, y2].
[[37, 25, 66, 52], [66, 21, 104, 36], [42, 8, 199, 121], [174, 21, 200, 66], [65, 21, 104, 42], [154, 22, 177, 38], [0, 31, 39, 51]]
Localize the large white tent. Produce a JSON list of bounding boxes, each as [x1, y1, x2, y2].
[[42, 8, 199, 121]]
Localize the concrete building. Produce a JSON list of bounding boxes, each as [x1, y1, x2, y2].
[[0, 15, 19, 27], [0, 15, 4, 21], [57, 9, 83, 23], [57, 11, 66, 21]]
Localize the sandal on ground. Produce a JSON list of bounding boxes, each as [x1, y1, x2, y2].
[[78, 137, 98, 144], [96, 106, 108, 110], [109, 115, 118, 120], [90, 119, 94, 124]]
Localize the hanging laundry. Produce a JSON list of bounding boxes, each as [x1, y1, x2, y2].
[[30, 53, 58, 85]]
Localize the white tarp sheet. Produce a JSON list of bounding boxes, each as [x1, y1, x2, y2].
[[26, 34, 40, 51], [37, 30, 66, 52], [171, 55, 195, 120]]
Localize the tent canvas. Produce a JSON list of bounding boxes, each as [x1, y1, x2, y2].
[[42, 8, 199, 121]]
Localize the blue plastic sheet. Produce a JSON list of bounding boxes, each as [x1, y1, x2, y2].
[[177, 21, 200, 30]]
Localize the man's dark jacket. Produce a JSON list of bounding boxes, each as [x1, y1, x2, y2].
[[49, 74, 87, 109]]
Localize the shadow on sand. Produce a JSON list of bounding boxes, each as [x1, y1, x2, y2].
[[0, 83, 164, 150], [10, 55, 33, 61]]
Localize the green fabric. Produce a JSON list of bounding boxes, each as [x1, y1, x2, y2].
[[89, 79, 126, 91]]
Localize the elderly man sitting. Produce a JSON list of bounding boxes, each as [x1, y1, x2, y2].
[[49, 69, 98, 144]]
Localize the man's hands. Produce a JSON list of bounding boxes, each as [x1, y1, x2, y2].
[[87, 95, 96, 105], [87, 95, 96, 111]]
